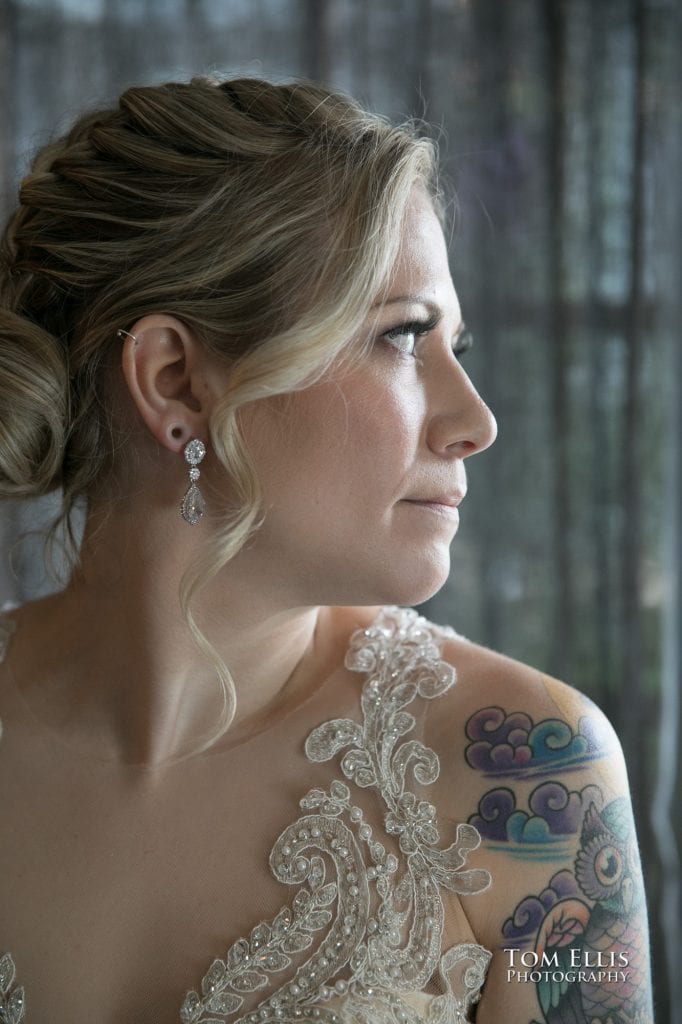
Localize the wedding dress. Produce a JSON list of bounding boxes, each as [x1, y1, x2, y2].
[[0, 606, 493, 1024]]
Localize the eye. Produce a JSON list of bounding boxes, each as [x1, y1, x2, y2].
[[594, 845, 624, 887], [453, 327, 474, 361], [382, 317, 437, 356]]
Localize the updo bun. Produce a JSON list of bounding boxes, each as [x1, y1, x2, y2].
[[1, 77, 438, 525], [0, 75, 440, 745], [0, 307, 68, 497]]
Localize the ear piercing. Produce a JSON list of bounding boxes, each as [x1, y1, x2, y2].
[[117, 330, 206, 525]]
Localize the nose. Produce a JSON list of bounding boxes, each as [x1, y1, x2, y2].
[[425, 362, 497, 458]]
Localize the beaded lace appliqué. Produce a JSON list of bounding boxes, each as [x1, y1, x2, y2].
[[0, 607, 492, 1023], [181, 607, 492, 1024], [0, 954, 24, 1024]]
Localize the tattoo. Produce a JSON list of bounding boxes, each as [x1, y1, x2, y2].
[[501, 797, 652, 1024], [468, 782, 603, 860], [464, 706, 612, 778]]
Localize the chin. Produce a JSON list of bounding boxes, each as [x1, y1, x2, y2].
[[370, 551, 451, 608]]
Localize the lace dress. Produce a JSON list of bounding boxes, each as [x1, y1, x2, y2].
[[0, 607, 493, 1024]]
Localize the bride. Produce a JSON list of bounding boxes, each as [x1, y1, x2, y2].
[[0, 76, 652, 1023]]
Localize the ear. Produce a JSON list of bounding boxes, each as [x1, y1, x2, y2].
[[119, 314, 224, 454]]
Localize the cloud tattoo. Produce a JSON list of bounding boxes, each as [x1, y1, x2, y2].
[[465, 706, 609, 778], [468, 782, 603, 845]]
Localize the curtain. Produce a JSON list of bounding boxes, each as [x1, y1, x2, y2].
[[1, 1, 679, 1019]]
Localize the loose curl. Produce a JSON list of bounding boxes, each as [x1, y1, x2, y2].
[[0, 75, 440, 750]]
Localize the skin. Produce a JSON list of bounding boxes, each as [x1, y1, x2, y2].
[[0, 189, 653, 1023], [417, 639, 654, 1023], [6, 187, 496, 767]]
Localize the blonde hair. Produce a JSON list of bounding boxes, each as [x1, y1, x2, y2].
[[0, 75, 439, 750]]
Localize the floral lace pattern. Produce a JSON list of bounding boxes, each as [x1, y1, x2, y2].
[[181, 607, 492, 1024], [0, 607, 492, 1023], [0, 954, 24, 1024]]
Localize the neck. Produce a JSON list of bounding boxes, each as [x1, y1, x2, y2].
[[9, 507, 330, 768]]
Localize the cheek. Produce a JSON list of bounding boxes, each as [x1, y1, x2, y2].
[[297, 378, 424, 502], [243, 376, 424, 513], [235, 376, 450, 605]]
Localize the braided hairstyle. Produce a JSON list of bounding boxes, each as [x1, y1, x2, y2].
[[0, 76, 439, 741]]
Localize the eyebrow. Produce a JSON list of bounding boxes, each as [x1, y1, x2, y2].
[[372, 295, 441, 313], [372, 295, 466, 335]]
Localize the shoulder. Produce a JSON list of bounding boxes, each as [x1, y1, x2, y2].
[[413, 616, 652, 1022], [426, 620, 626, 786], [423, 620, 631, 859], [0, 602, 21, 695], [336, 605, 622, 774], [0, 605, 18, 660], [436, 621, 593, 720]]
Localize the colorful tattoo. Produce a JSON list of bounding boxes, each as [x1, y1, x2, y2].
[[468, 782, 603, 861], [464, 705, 612, 778], [502, 797, 652, 1023]]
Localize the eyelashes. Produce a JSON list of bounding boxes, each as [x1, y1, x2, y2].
[[382, 316, 438, 355], [382, 317, 473, 360], [452, 327, 474, 359]]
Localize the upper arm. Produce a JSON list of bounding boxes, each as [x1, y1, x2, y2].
[[431, 643, 654, 1024]]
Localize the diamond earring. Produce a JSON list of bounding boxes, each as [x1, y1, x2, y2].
[[180, 438, 206, 525]]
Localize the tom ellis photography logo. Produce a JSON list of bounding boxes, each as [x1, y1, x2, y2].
[[505, 948, 631, 985]]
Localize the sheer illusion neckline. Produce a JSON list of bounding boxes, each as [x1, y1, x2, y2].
[[0, 606, 492, 1024]]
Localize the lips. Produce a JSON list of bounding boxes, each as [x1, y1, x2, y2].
[[404, 493, 465, 507], [400, 494, 465, 522]]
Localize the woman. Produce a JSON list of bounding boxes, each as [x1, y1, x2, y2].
[[0, 76, 652, 1023]]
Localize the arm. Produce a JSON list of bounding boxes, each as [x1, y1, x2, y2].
[[461, 681, 654, 1024]]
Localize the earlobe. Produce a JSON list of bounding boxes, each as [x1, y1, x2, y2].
[[168, 423, 187, 444], [119, 314, 209, 454]]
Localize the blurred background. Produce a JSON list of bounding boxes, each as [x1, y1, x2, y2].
[[0, 0, 679, 1020]]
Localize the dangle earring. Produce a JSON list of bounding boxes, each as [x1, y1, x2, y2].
[[180, 438, 206, 525], [116, 331, 207, 525]]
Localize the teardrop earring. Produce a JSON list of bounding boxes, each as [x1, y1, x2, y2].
[[180, 439, 206, 525]]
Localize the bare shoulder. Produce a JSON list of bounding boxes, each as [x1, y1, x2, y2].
[[420, 621, 653, 1024], [437, 626, 597, 720], [429, 626, 626, 784]]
